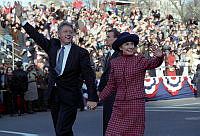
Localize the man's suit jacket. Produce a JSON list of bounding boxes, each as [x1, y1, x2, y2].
[[98, 51, 119, 92], [99, 54, 164, 100], [23, 23, 98, 105]]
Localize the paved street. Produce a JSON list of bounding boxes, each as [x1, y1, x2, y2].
[[0, 97, 200, 136]]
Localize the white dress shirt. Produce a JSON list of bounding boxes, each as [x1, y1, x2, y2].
[[22, 20, 28, 26], [57, 43, 72, 75], [110, 49, 115, 56]]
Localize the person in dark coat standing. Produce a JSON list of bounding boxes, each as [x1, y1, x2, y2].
[[192, 64, 200, 97], [11, 61, 28, 116], [5, 67, 15, 116], [98, 28, 120, 135], [99, 32, 164, 136], [15, 2, 98, 136]]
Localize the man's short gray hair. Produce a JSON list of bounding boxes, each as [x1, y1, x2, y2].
[[58, 21, 74, 33]]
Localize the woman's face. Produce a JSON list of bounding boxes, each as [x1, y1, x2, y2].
[[7, 68, 13, 74], [119, 42, 137, 55]]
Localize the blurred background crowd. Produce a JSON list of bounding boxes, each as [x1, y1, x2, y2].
[[0, 0, 199, 116]]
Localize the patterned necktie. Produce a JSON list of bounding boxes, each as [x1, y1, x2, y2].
[[55, 46, 65, 75]]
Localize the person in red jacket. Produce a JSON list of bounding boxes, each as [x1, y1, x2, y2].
[[166, 50, 176, 76], [99, 32, 164, 136]]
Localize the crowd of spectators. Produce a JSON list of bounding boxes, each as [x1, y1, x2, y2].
[[0, 0, 199, 117], [0, 62, 49, 117], [0, 1, 199, 78]]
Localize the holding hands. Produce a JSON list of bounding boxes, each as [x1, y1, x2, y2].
[[87, 101, 97, 110]]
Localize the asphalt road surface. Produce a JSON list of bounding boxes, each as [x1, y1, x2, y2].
[[0, 97, 200, 136]]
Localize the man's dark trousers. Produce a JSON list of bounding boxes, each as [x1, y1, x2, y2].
[[50, 87, 78, 136]]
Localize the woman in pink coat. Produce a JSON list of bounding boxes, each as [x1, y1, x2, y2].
[[99, 32, 164, 136]]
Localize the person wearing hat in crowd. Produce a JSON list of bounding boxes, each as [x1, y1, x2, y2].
[[11, 61, 28, 116], [98, 28, 120, 135], [99, 32, 164, 136]]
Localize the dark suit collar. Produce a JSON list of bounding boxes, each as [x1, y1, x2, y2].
[[103, 50, 120, 72], [110, 51, 120, 59], [105, 50, 120, 64], [63, 44, 76, 72]]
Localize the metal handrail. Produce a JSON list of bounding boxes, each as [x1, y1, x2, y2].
[[0, 46, 22, 59], [0, 50, 10, 57], [0, 34, 20, 47], [0, 35, 22, 52], [0, 34, 23, 69]]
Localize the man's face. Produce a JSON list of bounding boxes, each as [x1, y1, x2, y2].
[[58, 25, 74, 45], [106, 32, 117, 49]]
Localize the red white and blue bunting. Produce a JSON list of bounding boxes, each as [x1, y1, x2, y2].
[[144, 77, 161, 98], [144, 76, 196, 98], [161, 76, 185, 96]]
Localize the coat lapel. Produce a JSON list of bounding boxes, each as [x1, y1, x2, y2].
[[63, 44, 76, 72], [104, 51, 120, 72], [111, 51, 120, 59], [51, 40, 61, 68]]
